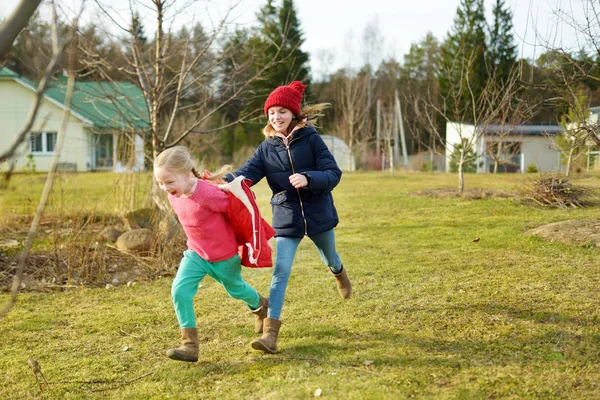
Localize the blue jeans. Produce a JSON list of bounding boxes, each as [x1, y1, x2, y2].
[[268, 229, 342, 320]]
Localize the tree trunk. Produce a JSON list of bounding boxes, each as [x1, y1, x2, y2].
[[0, 0, 42, 57], [566, 148, 574, 177], [458, 152, 465, 194], [389, 143, 394, 176]]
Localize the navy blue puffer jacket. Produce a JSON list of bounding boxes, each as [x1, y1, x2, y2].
[[225, 126, 342, 238]]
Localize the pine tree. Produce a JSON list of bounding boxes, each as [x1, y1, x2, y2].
[[487, 0, 517, 87], [219, 0, 311, 154], [250, 0, 310, 100], [439, 0, 488, 121], [131, 11, 147, 45]]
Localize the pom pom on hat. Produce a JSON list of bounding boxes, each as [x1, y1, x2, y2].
[[264, 81, 307, 116]]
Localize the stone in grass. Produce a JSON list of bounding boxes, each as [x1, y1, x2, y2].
[[124, 208, 154, 230], [116, 229, 154, 254], [102, 227, 124, 243]]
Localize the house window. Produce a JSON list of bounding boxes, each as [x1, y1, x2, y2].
[[30, 132, 57, 154]]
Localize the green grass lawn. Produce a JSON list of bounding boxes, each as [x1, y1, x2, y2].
[[1, 171, 600, 399]]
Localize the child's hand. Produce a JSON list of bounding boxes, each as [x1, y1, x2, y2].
[[289, 173, 308, 188]]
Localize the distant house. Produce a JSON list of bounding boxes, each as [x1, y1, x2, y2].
[[590, 106, 600, 125], [320, 134, 355, 171], [445, 122, 564, 173], [575, 106, 600, 171], [0, 67, 149, 173]]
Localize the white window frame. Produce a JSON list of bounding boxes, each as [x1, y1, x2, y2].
[[30, 131, 57, 154]]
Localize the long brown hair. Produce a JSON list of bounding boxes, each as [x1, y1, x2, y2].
[[263, 103, 331, 138]]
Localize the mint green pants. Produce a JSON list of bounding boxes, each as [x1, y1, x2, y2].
[[172, 250, 261, 328]]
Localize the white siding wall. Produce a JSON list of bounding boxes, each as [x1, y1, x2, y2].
[[481, 135, 560, 172], [0, 80, 91, 172], [521, 136, 560, 172]]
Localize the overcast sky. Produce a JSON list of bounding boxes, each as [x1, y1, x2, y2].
[[0, 0, 588, 79]]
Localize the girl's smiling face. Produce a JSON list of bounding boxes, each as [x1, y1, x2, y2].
[[268, 106, 294, 133], [154, 167, 194, 198]]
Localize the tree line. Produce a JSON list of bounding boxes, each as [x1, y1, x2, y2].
[[2, 0, 599, 172]]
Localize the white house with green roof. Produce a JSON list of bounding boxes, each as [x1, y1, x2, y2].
[[0, 67, 149, 172]]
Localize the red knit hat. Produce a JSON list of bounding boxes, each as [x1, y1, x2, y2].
[[263, 81, 307, 116]]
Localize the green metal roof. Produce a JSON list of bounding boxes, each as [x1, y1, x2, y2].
[[0, 66, 149, 131], [0, 67, 22, 79]]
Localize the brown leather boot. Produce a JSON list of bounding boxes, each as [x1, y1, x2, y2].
[[332, 266, 352, 299], [166, 328, 199, 362], [251, 295, 269, 333], [251, 318, 281, 354]]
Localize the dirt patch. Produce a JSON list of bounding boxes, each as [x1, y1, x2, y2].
[[411, 187, 514, 200], [525, 219, 600, 248]]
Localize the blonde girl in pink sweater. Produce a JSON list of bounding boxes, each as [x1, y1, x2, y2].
[[154, 146, 268, 362]]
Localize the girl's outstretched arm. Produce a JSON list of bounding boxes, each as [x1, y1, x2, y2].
[[224, 145, 266, 185]]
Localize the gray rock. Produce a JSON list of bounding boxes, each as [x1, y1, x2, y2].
[[124, 208, 154, 230], [116, 229, 154, 254], [102, 227, 124, 243]]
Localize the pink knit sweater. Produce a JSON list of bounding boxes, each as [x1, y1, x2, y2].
[[168, 180, 238, 262]]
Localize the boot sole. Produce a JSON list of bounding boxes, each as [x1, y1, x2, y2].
[[166, 350, 198, 362], [251, 340, 276, 354]]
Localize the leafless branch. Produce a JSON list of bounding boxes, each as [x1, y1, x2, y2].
[[1, 1, 82, 318]]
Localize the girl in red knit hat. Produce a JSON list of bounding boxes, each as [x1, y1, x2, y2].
[[222, 81, 352, 353]]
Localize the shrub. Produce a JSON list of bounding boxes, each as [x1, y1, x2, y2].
[[420, 161, 437, 172]]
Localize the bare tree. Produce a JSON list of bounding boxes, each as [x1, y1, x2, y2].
[[1, 1, 81, 318], [538, 0, 600, 147], [332, 69, 369, 170], [410, 48, 527, 193], [83, 0, 295, 209], [88, 1, 292, 153], [548, 89, 591, 177], [483, 66, 538, 173], [0, 0, 42, 57], [0, 1, 71, 163]]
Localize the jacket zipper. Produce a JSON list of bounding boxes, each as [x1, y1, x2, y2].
[[284, 137, 308, 236]]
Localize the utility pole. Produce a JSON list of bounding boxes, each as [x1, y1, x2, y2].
[[376, 98, 381, 155], [394, 89, 408, 168]]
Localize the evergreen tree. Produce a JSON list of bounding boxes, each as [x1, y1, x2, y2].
[[131, 11, 147, 45], [400, 32, 443, 153], [487, 0, 517, 87], [439, 0, 488, 121], [219, 0, 311, 155], [250, 0, 310, 105]]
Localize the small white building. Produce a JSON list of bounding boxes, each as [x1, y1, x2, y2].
[[445, 122, 564, 173], [578, 106, 600, 171], [320, 134, 355, 171], [0, 67, 148, 173]]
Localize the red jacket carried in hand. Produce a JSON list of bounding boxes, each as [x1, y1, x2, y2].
[[215, 176, 275, 268]]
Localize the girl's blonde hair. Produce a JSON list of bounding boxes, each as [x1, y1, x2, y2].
[[263, 103, 331, 138], [153, 146, 232, 181]]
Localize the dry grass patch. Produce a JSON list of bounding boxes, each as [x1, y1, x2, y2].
[[411, 186, 514, 199], [525, 219, 600, 248]]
